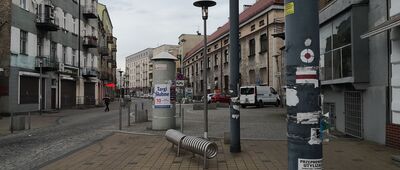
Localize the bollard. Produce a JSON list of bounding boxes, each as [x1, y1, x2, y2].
[[135, 103, 138, 123], [128, 103, 131, 126], [181, 108, 184, 133], [10, 112, 14, 133], [119, 101, 122, 130], [28, 112, 31, 130]]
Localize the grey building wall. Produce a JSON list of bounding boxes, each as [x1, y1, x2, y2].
[[320, 0, 389, 144], [362, 0, 389, 144]]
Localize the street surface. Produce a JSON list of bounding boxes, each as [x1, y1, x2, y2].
[[0, 98, 285, 170]]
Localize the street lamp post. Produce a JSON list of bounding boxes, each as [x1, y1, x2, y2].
[[38, 56, 45, 115], [118, 70, 123, 130], [194, 0, 216, 139]]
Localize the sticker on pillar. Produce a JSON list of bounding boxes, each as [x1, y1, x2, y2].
[[232, 114, 240, 119], [298, 158, 322, 170], [296, 67, 319, 88], [308, 128, 322, 145], [297, 112, 320, 124], [284, 2, 295, 16], [286, 88, 299, 106], [154, 84, 171, 108], [300, 49, 315, 63]]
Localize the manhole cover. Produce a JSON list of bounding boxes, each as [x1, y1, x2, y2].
[[128, 162, 138, 165], [110, 147, 117, 150]]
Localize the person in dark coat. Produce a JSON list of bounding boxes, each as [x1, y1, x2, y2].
[[103, 96, 110, 112]]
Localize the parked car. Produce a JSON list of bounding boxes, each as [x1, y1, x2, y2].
[[239, 85, 280, 108], [211, 93, 231, 103], [200, 93, 215, 103]]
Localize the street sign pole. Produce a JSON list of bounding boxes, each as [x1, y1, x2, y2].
[[284, 1, 322, 169], [229, 0, 241, 153]]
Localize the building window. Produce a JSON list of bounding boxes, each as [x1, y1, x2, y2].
[[320, 12, 352, 80], [249, 38, 255, 57], [259, 20, 265, 27], [224, 39, 229, 45], [251, 24, 256, 31], [72, 49, 77, 66], [224, 50, 229, 64], [260, 34, 268, 53], [63, 13, 67, 30], [20, 0, 27, 9], [214, 44, 218, 49], [214, 54, 218, 67], [72, 17, 77, 34], [37, 37, 43, 57], [20, 76, 39, 104], [63, 46, 67, 64], [50, 42, 57, 60], [20, 30, 28, 55]]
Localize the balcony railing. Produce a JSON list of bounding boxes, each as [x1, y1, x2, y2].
[[83, 36, 98, 48], [111, 44, 117, 52], [83, 5, 97, 18], [36, 14, 58, 31], [82, 68, 99, 77], [35, 56, 59, 72]]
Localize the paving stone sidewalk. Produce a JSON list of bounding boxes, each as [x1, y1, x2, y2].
[[41, 132, 400, 170]]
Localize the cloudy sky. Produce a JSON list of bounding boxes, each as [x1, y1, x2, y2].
[[99, 0, 256, 71]]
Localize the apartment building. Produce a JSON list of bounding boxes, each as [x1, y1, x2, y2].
[[319, 0, 390, 144], [0, 0, 113, 114], [126, 48, 153, 96], [360, 0, 400, 149], [183, 0, 284, 97], [97, 3, 117, 99]]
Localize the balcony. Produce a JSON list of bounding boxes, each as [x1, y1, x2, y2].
[[107, 34, 114, 44], [36, 5, 58, 31], [83, 36, 98, 48], [35, 56, 59, 72], [83, 6, 97, 19], [82, 68, 99, 78], [99, 46, 109, 56]]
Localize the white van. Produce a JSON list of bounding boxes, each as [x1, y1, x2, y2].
[[239, 86, 280, 108]]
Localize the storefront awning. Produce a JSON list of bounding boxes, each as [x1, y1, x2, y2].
[[361, 14, 400, 39]]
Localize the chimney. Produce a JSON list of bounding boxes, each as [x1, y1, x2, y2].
[[243, 5, 252, 11]]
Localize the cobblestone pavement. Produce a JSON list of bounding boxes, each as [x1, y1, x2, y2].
[[0, 103, 124, 170], [41, 133, 400, 170]]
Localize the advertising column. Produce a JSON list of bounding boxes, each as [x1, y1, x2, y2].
[[152, 52, 177, 130]]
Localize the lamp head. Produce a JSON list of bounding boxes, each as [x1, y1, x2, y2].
[[193, 0, 216, 20]]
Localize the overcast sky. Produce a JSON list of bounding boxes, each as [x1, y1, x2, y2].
[[99, 0, 256, 71]]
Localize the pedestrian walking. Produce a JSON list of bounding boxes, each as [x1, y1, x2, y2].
[[103, 96, 110, 112]]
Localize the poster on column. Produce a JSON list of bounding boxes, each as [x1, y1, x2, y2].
[[154, 84, 171, 108]]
